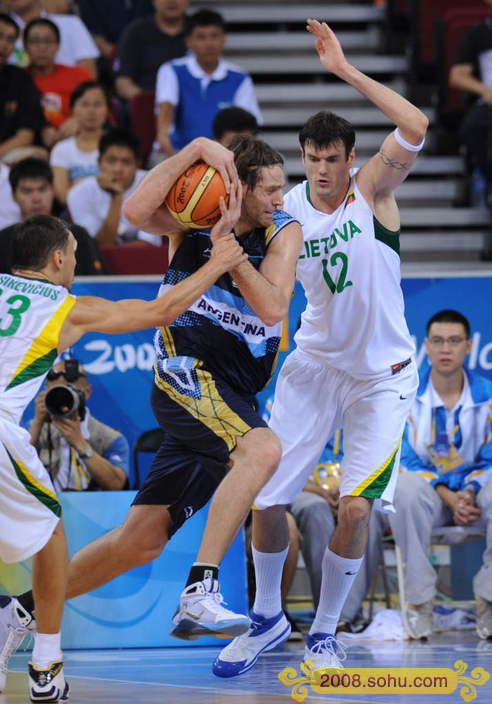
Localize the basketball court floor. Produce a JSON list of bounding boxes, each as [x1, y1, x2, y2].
[[3, 631, 491, 704]]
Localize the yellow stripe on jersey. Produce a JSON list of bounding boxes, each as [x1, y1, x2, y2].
[[160, 326, 177, 358], [351, 439, 401, 498], [154, 368, 251, 451], [5, 446, 61, 516], [6, 295, 76, 390], [265, 222, 277, 247]]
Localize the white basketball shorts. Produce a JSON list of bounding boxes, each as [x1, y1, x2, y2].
[[0, 416, 61, 563], [255, 348, 418, 512]]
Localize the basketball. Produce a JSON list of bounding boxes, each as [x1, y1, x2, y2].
[[165, 161, 228, 229]]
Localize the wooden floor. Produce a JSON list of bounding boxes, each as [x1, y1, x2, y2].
[[3, 632, 492, 703]]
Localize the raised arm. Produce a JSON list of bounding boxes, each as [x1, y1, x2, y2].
[[58, 234, 247, 350], [307, 19, 429, 201], [123, 137, 239, 236]]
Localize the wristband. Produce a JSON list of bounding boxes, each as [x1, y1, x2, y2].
[[393, 127, 425, 152], [79, 445, 94, 460]]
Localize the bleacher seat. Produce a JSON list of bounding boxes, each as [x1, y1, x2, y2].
[[100, 240, 168, 275], [129, 90, 156, 165]]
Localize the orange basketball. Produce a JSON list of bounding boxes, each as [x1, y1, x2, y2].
[[165, 160, 228, 229]]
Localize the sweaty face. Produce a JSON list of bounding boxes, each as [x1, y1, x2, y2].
[[14, 178, 54, 218], [99, 145, 138, 191], [186, 25, 225, 67], [241, 165, 285, 230], [25, 24, 59, 70], [425, 322, 472, 376], [302, 140, 354, 204], [72, 87, 108, 131]]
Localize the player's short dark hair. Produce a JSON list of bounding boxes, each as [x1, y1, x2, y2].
[[229, 136, 283, 190], [426, 309, 471, 338], [213, 107, 258, 141], [299, 111, 356, 159], [70, 80, 109, 110], [11, 215, 70, 270], [99, 128, 140, 160], [185, 9, 225, 36], [0, 13, 19, 39], [24, 17, 60, 44], [9, 158, 53, 193]]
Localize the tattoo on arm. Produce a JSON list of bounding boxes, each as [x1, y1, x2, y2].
[[378, 149, 411, 171]]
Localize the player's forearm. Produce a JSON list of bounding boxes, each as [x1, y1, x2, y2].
[[124, 139, 202, 227], [335, 63, 428, 145], [231, 261, 288, 326]]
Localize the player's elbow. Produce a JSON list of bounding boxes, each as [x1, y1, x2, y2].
[[261, 303, 288, 327], [123, 196, 143, 227]]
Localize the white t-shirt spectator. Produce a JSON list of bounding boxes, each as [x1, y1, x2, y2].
[[50, 137, 99, 183], [67, 169, 161, 244], [9, 11, 99, 68], [0, 164, 21, 229]]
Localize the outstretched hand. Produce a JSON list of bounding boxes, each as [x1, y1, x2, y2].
[[306, 18, 350, 75], [210, 181, 243, 242]]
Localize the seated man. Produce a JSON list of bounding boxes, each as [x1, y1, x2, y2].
[[390, 309, 492, 640], [67, 127, 160, 246], [30, 359, 129, 492], [156, 9, 262, 157]]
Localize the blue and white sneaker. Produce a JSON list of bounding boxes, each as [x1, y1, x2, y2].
[[304, 632, 346, 670], [213, 610, 291, 677], [171, 578, 250, 641]]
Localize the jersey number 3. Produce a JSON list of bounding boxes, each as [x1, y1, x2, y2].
[[322, 252, 353, 294], [0, 288, 31, 337]]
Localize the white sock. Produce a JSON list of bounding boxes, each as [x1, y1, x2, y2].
[[310, 548, 363, 636], [252, 545, 289, 618], [32, 632, 62, 669]]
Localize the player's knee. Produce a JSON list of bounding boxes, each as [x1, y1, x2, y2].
[[338, 496, 371, 529], [116, 524, 168, 567]]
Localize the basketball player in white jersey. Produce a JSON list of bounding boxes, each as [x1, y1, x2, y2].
[[0, 214, 245, 700], [214, 19, 428, 676]]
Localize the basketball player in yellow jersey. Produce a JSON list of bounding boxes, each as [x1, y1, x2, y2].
[[0, 214, 245, 700]]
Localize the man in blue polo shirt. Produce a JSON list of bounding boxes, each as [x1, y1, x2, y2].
[[155, 8, 262, 157]]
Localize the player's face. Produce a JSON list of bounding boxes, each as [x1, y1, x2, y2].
[[186, 26, 225, 67], [58, 232, 77, 289], [302, 140, 355, 202], [72, 87, 108, 132], [99, 145, 138, 191], [241, 165, 285, 229], [0, 20, 17, 65], [425, 322, 472, 376], [14, 178, 54, 218], [25, 24, 59, 69]]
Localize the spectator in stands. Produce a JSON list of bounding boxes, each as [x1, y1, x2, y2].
[[449, 4, 492, 254], [0, 13, 46, 163], [115, 0, 188, 102], [30, 359, 129, 491], [24, 18, 93, 148], [4, 0, 98, 75], [156, 9, 262, 157], [79, 0, 153, 65], [50, 80, 109, 203], [67, 127, 160, 247], [0, 161, 20, 227], [3, 155, 105, 274], [213, 106, 259, 147], [390, 309, 492, 640]]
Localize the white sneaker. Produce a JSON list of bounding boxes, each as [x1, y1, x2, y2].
[[29, 659, 69, 702], [213, 610, 291, 677], [304, 632, 346, 670], [170, 578, 250, 640], [0, 596, 35, 692]]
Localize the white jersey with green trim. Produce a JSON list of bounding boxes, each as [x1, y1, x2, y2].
[[0, 273, 76, 424], [285, 172, 414, 378]]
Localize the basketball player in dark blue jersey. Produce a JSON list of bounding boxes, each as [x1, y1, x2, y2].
[[3, 135, 303, 649]]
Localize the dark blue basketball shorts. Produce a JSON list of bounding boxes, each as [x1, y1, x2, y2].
[[132, 367, 267, 536]]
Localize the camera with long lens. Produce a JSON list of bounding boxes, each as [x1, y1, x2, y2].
[[45, 383, 86, 421]]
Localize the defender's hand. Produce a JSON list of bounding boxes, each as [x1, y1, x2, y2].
[[210, 182, 242, 242], [210, 233, 247, 273], [306, 19, 350, 76], [194, 137, 239, 193]]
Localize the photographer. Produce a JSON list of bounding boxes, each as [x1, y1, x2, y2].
[[30, 359, 129, 491]]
